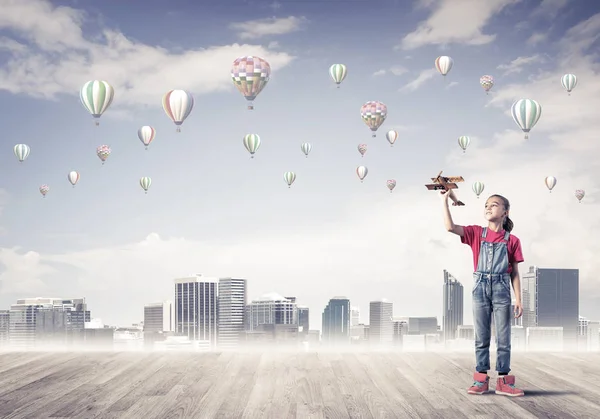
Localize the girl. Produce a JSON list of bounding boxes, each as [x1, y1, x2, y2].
[[441, 190, 525, 397]]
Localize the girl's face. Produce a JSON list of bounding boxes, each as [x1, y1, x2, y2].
[[484, 197, 507, 222]]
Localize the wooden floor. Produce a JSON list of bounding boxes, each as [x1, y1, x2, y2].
[[0, 351, 599, 419]]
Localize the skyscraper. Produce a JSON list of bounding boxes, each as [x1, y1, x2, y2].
[[443, 270, 464, 341], [217, 277, 247, 349], [322, 297, 350, 345], [369, 300, 393, 346], [143, 301, 174, 333], [174, 275, 218, 348], [350, 306, 360, 326], [297, 306, 309, 335], [522, 266, 579, 349]]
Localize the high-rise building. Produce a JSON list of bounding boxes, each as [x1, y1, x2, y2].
[[297, 306, 309, 335], [322, 297, 350, 345], [174, 275, 218, 348], [144, 301, 174, 333], [351, 306, 360, 326], [442, 270, 464, 341], [218, 278, 247, 349], [245, 293, 297, 330], [522, 266, 579, 349], [369, 300, 393, 346], [0, 310, 8, 347]]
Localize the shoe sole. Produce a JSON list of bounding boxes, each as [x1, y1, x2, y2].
[[495, 390, 524, 397], [467, 390, 488, 395]]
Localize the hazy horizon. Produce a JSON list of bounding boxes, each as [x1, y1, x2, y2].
[[1, 0, 599, 330]]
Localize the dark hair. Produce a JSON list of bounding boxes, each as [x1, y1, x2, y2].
[[487, 194, 514, 232]]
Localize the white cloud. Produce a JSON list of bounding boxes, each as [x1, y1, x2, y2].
[[530, 0, 569, 19], [399, 68, 437, 92], [526, 32, 548, 46], [229, 16, 307, 39], [398, 0, 521, 50], [0, 0, 296, 109], [496, 54, 545, 75], [372, 66, 408, 77]]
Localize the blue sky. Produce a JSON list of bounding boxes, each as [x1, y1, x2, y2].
[[0, 0, 599, 330]]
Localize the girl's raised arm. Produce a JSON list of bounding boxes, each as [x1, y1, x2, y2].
[[441, 191, 464, 236]]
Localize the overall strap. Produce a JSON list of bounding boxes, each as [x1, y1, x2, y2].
[[503, 231, 510, 241], [481, 227, 487, 238]]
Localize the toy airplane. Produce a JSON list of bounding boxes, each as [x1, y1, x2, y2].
[[425, 170, 465, 206]]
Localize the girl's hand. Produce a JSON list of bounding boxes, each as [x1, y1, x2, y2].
[[514, 302, 523, 318]]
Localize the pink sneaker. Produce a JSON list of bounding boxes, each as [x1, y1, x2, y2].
[[495, 375, 524, 397], [467, 372, 489, 394]]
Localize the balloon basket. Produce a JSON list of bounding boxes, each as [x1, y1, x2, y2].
[[176, 127, 181, 133], [95, 121, 99, 126]]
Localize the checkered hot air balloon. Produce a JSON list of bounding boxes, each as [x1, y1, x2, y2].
[[80, 80, 114, 126], [358, 144, 367, 157], [39, 184, 49, 198], [575, 189, 585, 203], [96, 145, 111, 165], [360, 101, 387, 138], [511, 99, 542, 139], [231, 56, 271, 110], [480, 75, 494, 94], [387, 179, 396, 193]]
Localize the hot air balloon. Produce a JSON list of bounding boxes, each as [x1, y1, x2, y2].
[[511, 99, 542, 139], [329, 64, 347, 87], [39, 184, 49, 198], [435, 56, 453, 76], [14, 144, 30, 162], [283, 171, 296, 188], [387, 179, 396, 193], [575, 189, 585, 203], [162, 90, 194, 132], [231, 56, 271, 110], [544, 176, 557, 192], [138, 126, 155, 150], [358, 144, 367, 157], [140, 177, 152, 194], [80, 80, 114, 125], [68, 171, 80, 187], [561, 74, 577, 95], [243, 134, 261, 158], [386, 130, 398, 147], [360, 101, 387, 137], [96, 145, 111, 165], [356, 166, 368, 183], [458, 136, 470, 153], [480, 75, 494, 94], [472, 181, 484, 198], [301, 142, 312, 157]]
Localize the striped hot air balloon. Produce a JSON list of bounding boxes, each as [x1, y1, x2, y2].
[[283, 172, 296, 188], [544, 176, 557, 192], [162, 90, 194, 132], [138, 126, 156, 150], [329, 64, 347, 87], [13, 144, 30, 162], [511, 99, 542, 139], [231, 56, 271, 110], [356, 166, 368, 183], [243, 134, 261, 158], [472, 181, 485, 198], [80, 80, 114, 125], [561, 74, 577, 95], [458, 136, 471, 153], [301, 142, 312, 157], [67, 171, 80, 187], [140, 177, 152, 194], [386, 130, 398, 147], [435, 56, 453, 76]]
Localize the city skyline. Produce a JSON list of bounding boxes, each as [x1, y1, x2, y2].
[[0, 0, 599, 329]]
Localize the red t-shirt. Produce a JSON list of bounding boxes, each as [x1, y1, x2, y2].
[[460, 225, 524, 273]]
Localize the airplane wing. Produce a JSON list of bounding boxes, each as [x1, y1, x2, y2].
[[446, 176, 464, 183], [430, 178, 440, 183], [425, 184, 445, 190]]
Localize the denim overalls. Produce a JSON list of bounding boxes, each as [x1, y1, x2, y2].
[[472, 227, 512, 374]]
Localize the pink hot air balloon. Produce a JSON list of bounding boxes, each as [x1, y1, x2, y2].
[[358, 144, 367, 157], [387, 179, 396, 192]]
